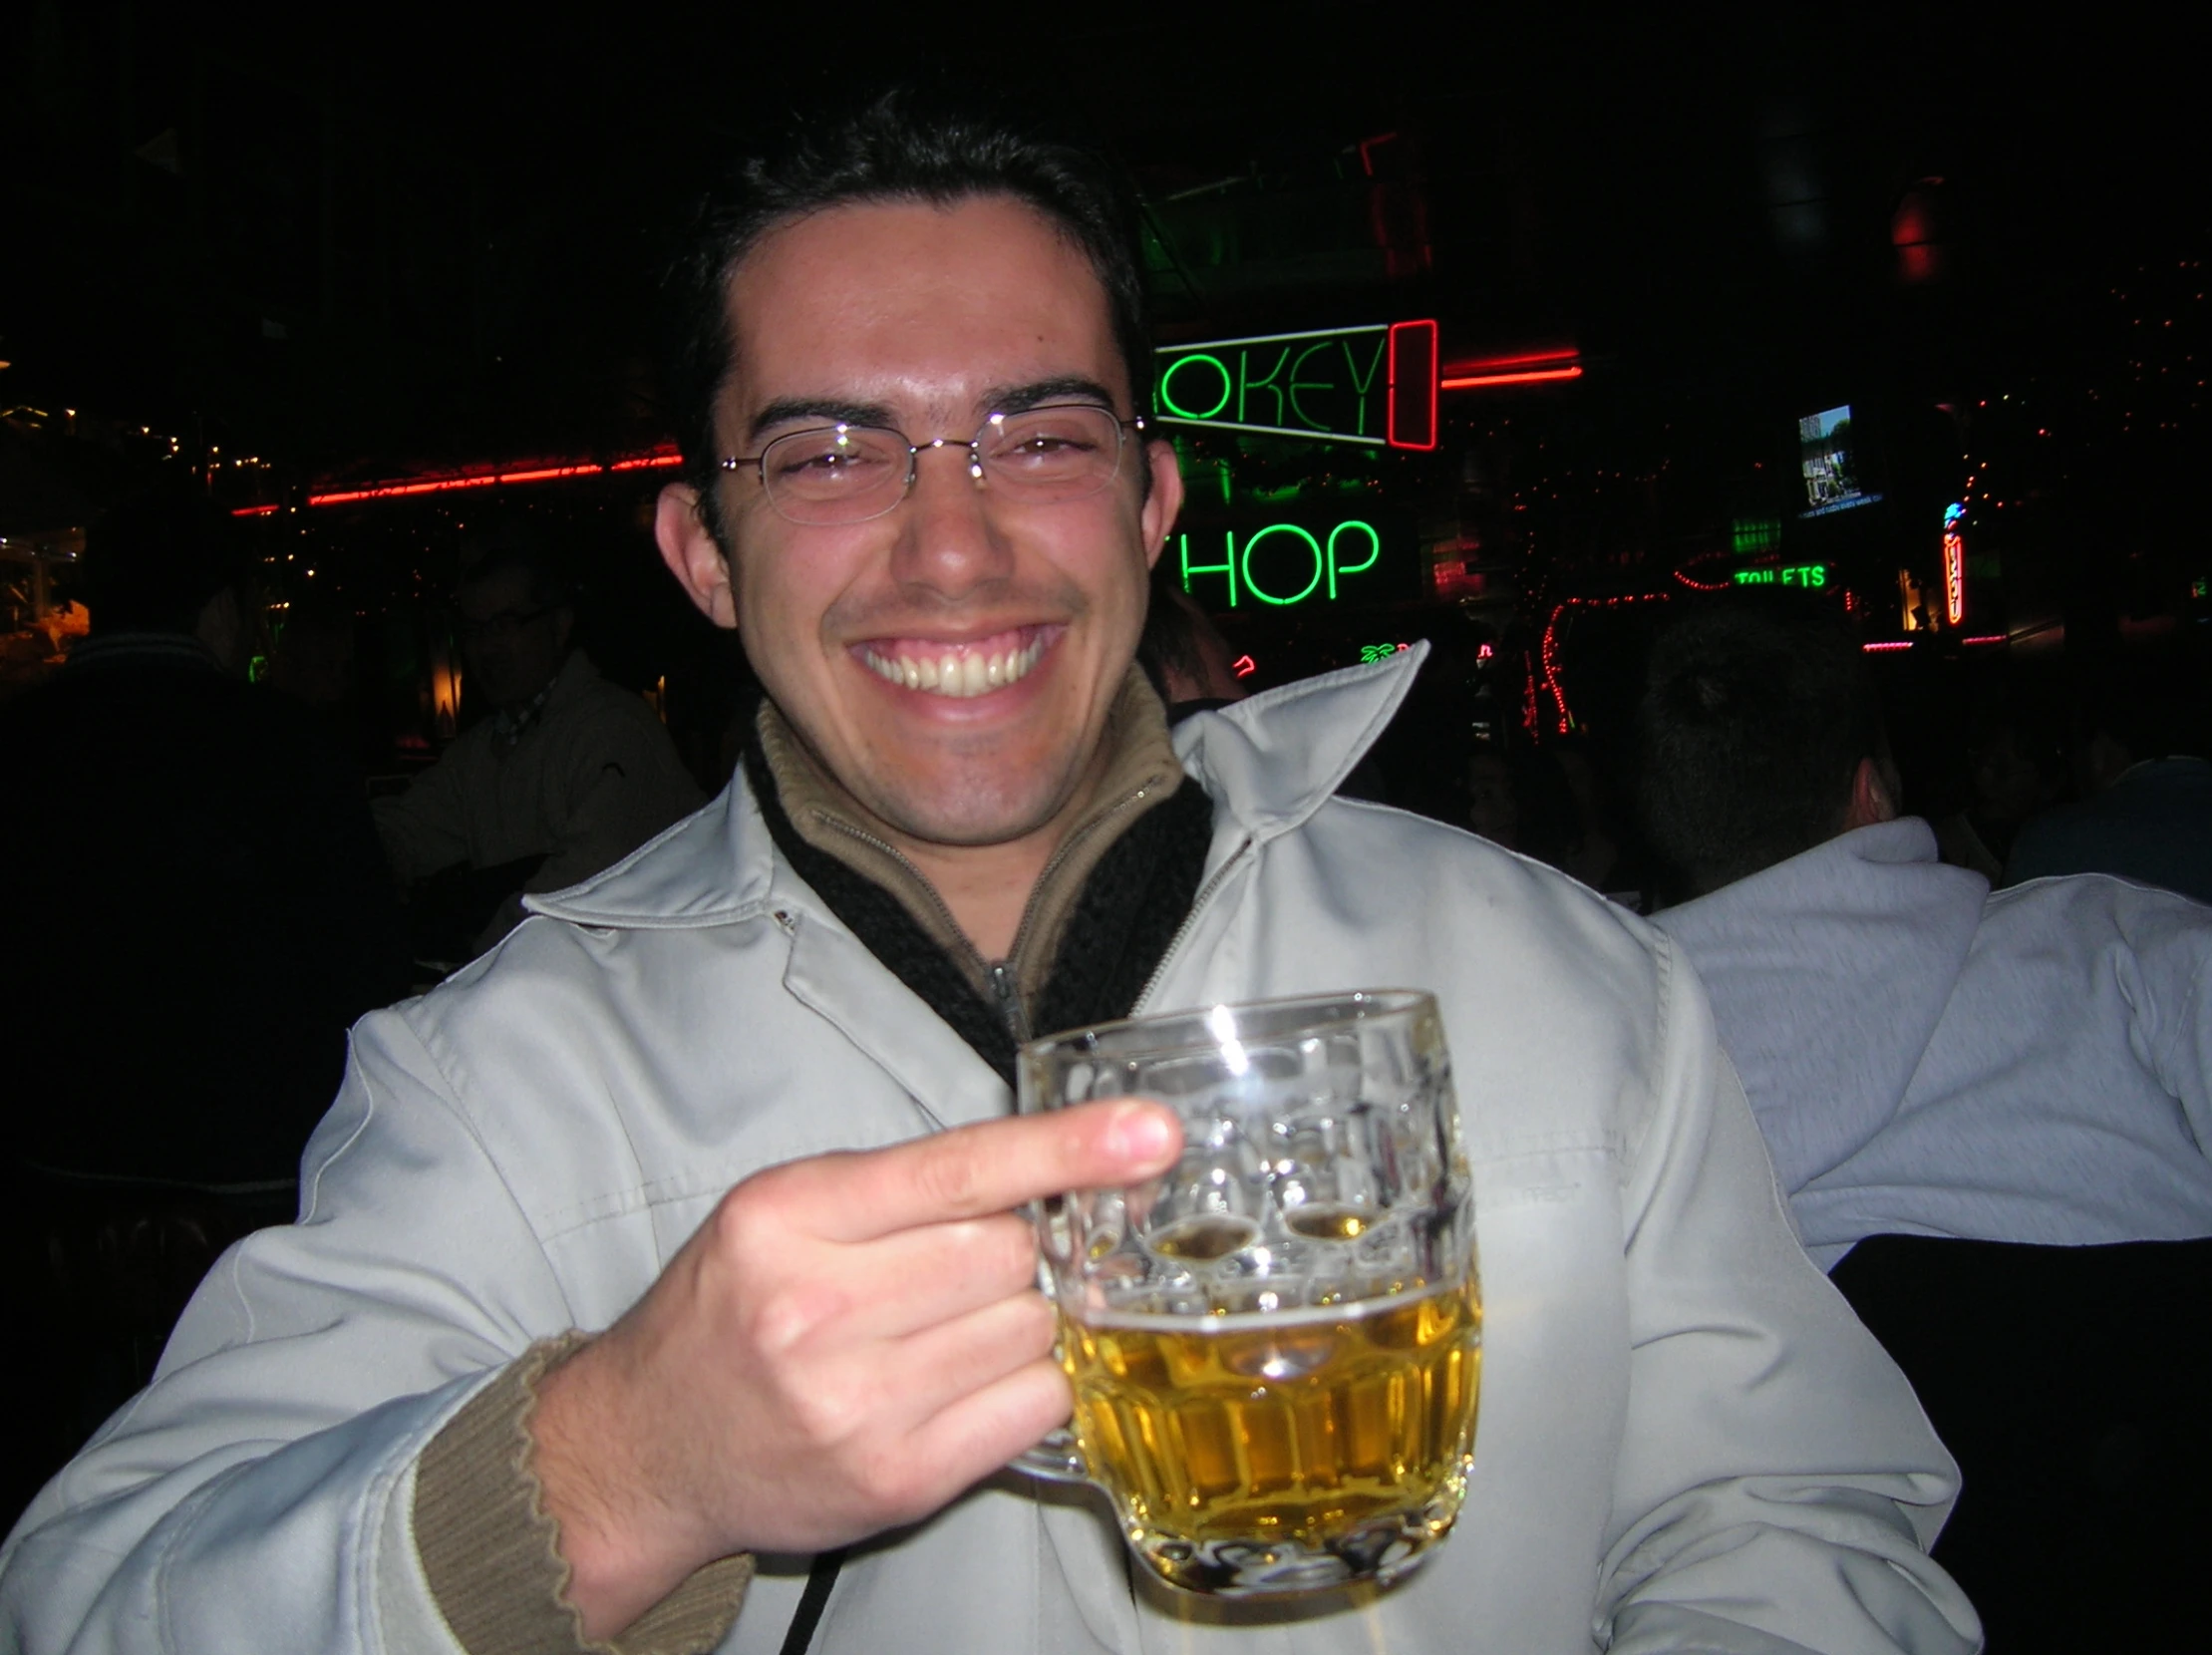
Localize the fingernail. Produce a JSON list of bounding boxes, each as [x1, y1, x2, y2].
[[1107, 1101, 1175, 1163]]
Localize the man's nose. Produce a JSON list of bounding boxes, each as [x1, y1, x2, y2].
[[890, 443, 1015, 597]]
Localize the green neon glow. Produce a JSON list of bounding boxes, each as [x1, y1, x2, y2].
[[1179, 531, 1237, 607], [1159, 354, 1232, 421], [1732, 515, 1782, 555], [1238, 347, 1290, 428], [1341, 338, 1386, 437], [1288, 341, 1338, 430], [1241, 523, 1324, 606], [1734, 562, 1828, 587], [1152, 416, 1387, 447], [1152, 326, 1394, 445], [1326, 520, 1381, 598]]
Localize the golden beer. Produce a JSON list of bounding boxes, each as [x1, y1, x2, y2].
[[1061, 1281, 1481, 1593]]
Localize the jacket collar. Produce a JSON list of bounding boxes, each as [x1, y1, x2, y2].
[[526, 643, 1427, 930]]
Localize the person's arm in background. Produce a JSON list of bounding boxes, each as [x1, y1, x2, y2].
[[1596, 940, 1982, 1654], [373, 739, 478, 886], [2105, 880, 2212, 1156]]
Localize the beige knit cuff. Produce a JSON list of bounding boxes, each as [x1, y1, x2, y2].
[[414, 1334, 754, 1655]]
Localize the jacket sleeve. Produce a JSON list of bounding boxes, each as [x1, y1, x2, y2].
[[2113, 882, 2212, 1158], [0, 1007, 573, 1655], [1596, 939, 1984, 1655], [376, 744, 478, 885]]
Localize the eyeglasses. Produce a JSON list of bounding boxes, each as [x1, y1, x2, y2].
[[720, 403, 1146, 526], [456, 604, 557, 644]]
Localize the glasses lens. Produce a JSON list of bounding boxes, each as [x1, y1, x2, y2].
[[762, 425, 907, 523], [979, 406, 1125, 502]]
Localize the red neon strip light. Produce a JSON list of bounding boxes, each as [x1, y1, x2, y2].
[[1440, 347, 1579, 375], [1441, 365, 1584, 390], [1541, 591, 1672, 735], [1387, 318, 1439, 452], [1961, 634, 2006, 645], [1863, 640, 1914, 653], [226, 447, 686, 514], [1672, 566, 1733, 592]]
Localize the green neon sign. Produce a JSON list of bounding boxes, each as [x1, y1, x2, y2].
[[1156, 326, 1392, 447], [1734, 562, 1829, 587], [1176, 518, 1394, 609]]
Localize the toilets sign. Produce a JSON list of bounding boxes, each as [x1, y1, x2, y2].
[[1153, 320, 1438, 451]]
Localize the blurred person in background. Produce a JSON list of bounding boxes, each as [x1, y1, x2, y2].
[[372, 522, 703, 961], [2005, 663, 2212, 902], [1930, 713, 2064, 883], [1134, 559, 1245, 721], [1635, 597, 2212, 1652], [0, 480, 412, 1521]]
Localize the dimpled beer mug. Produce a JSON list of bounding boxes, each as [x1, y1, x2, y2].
[[1015, 990, 1480, 1597]]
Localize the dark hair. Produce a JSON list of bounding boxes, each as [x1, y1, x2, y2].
[[1136, 561, 1209, 703], [665, 90, 1153, 546], [85, 480, 247, 635], [456, 516, 576, 611], [1636, 599, 1886, 898]]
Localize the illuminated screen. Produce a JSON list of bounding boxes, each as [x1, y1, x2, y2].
[[1797, 405, 1880, 517]]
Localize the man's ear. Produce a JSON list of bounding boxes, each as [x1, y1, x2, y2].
[[1138, 439, 1184, 572], [1842, 755, 1899, 831], [655, 484, 739, 629]]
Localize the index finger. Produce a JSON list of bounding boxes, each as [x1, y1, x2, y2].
[[785, 1099, 1182, 1243]]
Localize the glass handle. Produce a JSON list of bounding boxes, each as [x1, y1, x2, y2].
[[1010, 1427, 1089, 1484]]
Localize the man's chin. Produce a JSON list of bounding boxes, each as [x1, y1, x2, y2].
[[864, 773, 1077, 853]]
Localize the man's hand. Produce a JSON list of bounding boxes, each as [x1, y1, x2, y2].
[[529, 1099, 1181, 1640]]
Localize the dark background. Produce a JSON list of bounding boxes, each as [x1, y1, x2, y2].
[[5, 3, 2206, 804]]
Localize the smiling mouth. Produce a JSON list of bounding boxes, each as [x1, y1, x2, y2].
[[859, 626, 1056, 699]]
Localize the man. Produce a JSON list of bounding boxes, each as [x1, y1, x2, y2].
[[1, 101, 1977, 1655], [2004, 665, 2212, 903], [1135, 559, 1247, 720], [1636, 599, 2212, 1650], [1638, 600, 2212, 1269], [373, 526, 704, 956]]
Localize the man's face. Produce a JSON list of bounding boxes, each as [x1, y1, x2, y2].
[[457, 567, 571, 713], [658, 195, 1181, 853]]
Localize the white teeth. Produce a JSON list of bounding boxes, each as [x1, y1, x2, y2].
[[867, 635, 1049, 698]]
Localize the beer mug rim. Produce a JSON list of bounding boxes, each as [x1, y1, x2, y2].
[[1019, 988, 1436, 1082]]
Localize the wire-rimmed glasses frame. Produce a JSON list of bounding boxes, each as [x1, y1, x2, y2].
[[718, 403, 1148, 527]]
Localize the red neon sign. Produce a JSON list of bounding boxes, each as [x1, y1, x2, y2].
[[1440, 345, 1582, 392], [1942, 525, 1967, 626], [228, 448, 684, 515], [1386, 319, 1439, 451]]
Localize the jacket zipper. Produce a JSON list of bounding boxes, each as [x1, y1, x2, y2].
[[1131, 836, 1253, 1015], [989, 962, 1031, 1044], [818, 783, 1159, 1044]]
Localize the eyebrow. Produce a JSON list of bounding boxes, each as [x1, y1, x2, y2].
[[743, 377, 1122, 446]]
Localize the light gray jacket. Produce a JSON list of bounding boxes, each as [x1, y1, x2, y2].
[[1, 649, 1979, 1655], [1653, 817, 2212, 1270]]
